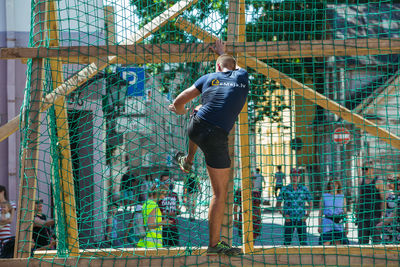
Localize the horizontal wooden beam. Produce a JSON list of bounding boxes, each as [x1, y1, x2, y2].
[[245, 38, 400, 59], [32, 244, 400, 257], [25, 245, 400, 266], [0, 43, 217, 62], [2, 38, 400, 64]]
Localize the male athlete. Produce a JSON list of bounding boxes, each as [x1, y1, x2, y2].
[[169, 40, 249, 256]]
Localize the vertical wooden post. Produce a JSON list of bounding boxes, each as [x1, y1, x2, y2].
[[221, 0, 240, 246], [103, 4, 116, 248], [104, 6, 116, 44], [14, 0, 46, 258], [103, 6, 115, 199], [228, 0, 254, 253], [46, 0, 80, 256]]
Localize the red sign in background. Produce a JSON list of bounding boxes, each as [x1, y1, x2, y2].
[[333, 127, 351, 145]]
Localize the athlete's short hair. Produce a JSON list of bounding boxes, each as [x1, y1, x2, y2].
[[216, 54, 236, 70]]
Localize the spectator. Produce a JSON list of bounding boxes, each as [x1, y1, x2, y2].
[[0, 185, 16, 258], [104, 202, 122, 247], [276, 168, 312, 246], [158, 170, 171, 187], [120, 170, 140, 206], [248, 169, 264, 239], [274, 165, 286, 198], [0, 202, 12, 227], [32, 199, 55, 251], [123, 200, 147, 247], [119, 171, 144, 247], [136, 184, 172, 248], [139, 175, 152, 202], [123, 200, 146, 247], [252, 168, 264, 202], [234, 187, 262, 240], [183, 173, 201, 221], [376, 176, 400, 243], [356, 163, 385, 244], [109, 169, 137, 247], [158, 171, 180, 247], [318, 180, 349, 245]]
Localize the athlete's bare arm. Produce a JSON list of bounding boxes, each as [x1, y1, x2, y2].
[[168, 85, 200, 115]]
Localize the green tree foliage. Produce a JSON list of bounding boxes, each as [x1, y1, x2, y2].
[[130, 0, 228, 95], [130, 0, 325, 127], [246, 1, 325, 127]]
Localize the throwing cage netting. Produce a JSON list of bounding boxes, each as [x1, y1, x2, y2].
[[5, 0, 400, 265]]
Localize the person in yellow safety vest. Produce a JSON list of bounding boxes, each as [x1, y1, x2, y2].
[[137, 183, 173, 248]]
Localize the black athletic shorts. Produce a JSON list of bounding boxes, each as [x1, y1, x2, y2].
[[187, 115, 230, 169]]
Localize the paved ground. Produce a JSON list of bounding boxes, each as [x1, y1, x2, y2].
[[97, 202, 361, 250], [177, 204, 359, 247]]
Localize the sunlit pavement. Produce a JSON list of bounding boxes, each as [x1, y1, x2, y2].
[[177, 202, 359, 247]]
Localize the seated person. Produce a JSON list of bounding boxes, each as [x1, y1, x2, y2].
[[0, 201, 15, 242], [0, 200, 16, 258], [32, 199, 55, 251]]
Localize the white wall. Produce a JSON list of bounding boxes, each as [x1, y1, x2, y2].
[[0, 0, 31, 32], [0, 0, 104, 32], [58, 0, 104, 34]]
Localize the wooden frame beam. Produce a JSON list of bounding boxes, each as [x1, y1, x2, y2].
[[104, 6, 116, 45], [0, 0, 198, 143], [45, 0, 79, 255], [2, 38, 400, 63], [31, 244, 400, 257], [236, 0, 255, 254], [221, 0, 239, 248], [228, 0, 255, 254], [25, 245, 400, 266], [176, 18, 400, 151], [14, 0, 46, 258], [103, 5, 116, 255], [0, 43, 215, 61]]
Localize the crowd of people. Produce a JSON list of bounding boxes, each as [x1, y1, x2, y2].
[[272, 162, 400, 246], [103, 169, 201, 248], [0, 161, 399, 256], [102, 160, 400, 249]]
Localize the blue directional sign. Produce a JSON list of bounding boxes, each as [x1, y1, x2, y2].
[[118, 67, 145, 97]]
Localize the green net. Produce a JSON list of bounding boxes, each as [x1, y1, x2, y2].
[[9, 0, 400, 265]]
